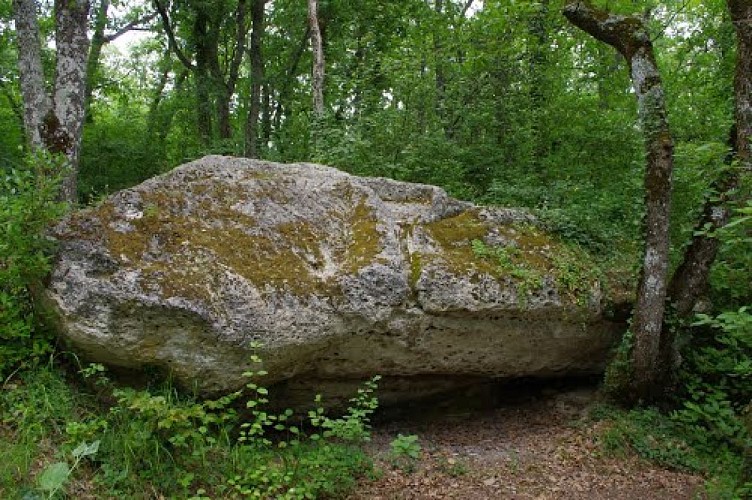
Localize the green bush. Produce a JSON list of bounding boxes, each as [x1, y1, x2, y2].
[[1, 355, 378, 499], [0, 153, 67, 377]]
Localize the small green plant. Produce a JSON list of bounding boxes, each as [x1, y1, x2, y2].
[[229, 352, 379, 498], [37, 440, 100, 499], [438, 456, 468, 477], [389, 434, 422, 472], [471, 239, 544, 301]]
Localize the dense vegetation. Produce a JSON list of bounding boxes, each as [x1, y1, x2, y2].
[[1, 0, 750, 497]]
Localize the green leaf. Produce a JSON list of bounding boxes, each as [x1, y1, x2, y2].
[[72, 440, 100, 459], [37, 462, 70, 492]]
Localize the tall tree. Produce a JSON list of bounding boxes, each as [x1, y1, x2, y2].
[[308, 0, 324, 119], [245, 0, 267, 158], [155, 0, 248, 145], [14, 0, 91, 203], [563, 0, 675, 401]]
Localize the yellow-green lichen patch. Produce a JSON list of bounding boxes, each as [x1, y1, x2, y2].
[[409, 251, 422, 289], [342, 198, 385, 274], [419, 211, 601, 304], [95, 182, 338, 299], [421, 209, 497, 277]]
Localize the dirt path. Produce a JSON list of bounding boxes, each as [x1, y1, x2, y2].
[[352, 387, 705, 499]]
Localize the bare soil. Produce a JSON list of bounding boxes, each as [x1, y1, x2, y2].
[[352, 386, 705, 499]]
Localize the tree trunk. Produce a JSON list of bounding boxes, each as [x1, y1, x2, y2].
[[218, 0, 249, 141], [528, 0, 550, 173], [13, 0, 51, 148], [563, 1, 674, 402], [308, 0, 325, 119], [193, 9, 214, 145], [433, 0, 447, 135], [667, 1, 751, 320], [14, 0, 91, 203], [730, 0, 752, 172], [273, 26, 310, 133], [85, 0, 109, 123], [261, 83, 272, 150], [245, 0, 266, 158]]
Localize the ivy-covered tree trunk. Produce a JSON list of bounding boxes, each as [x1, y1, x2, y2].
[[667, 0, 751, 317], [14, 0, 91, 203], [662, 0, 751, 380], [563, 1, 675, 402]]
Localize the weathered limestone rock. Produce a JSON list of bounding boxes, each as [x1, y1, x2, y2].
[[47, 156, 624, 405]]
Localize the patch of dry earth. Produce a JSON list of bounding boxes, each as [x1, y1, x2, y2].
[[352, 388, 705, 499]]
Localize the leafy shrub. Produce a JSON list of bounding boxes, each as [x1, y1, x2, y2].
[[389, 433, 422, 472], [0, 153, 67, 377], [673, 307, 752, 456]]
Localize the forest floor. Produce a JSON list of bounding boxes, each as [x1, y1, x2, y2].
[[351, 384, 706, 500]]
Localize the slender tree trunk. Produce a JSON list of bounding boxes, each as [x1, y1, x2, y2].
[[730, 0, 752, 172], [528, 0, 550, 173], [308, 0, 325, 119], [666, 1, 751, 317], [433, 0, 447, 135], [193, 9, 213, 145], [13, 0, 51, 148], [564, 1, 675, 402], [85, 0, 109, 123], [217, 0, 249, 141], [273, 26, 310, 133], [261, 83, 272, 150], [245, 0, 266, 158]]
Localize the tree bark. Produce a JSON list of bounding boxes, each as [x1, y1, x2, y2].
[[217, 0, 249, 140], [193, 8, 214, 145], [14, 0, 91, 203], [666, 1, 751, 318], [434, 0, 447, 135], [53, 0, 91, 202], [308, 0, 325, 119], [13, 0, 51, 148], [245, 0, 266, 158], [528, 0, 550, 173], [273, 26, 310, 133], [85, 0, 109, 124], [564, 1, 675, 401]]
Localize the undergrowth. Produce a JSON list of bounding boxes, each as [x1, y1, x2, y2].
[[0, 356, 378, 499]]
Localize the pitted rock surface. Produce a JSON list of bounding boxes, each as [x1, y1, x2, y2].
[[46, 156, 623, 404]]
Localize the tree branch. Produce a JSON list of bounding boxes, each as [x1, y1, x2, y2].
[[226, 0, 249, 96], [103, 11, 158, 43], [153, 0, 194, 70], [562, 1, 648, 61]]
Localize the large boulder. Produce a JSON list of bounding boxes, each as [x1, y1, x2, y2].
[[46, 156, 624, 405]]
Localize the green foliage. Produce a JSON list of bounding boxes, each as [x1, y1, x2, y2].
[[599, 203, 752, 496], [673, 307, 752, 456], [593, 404, 749, 497], [0, 153, 67, 377], [0, 357, 377, 499], [37, 440, 100, 499], [471, 239, 544, 299], [389, 433, 422, 472]]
